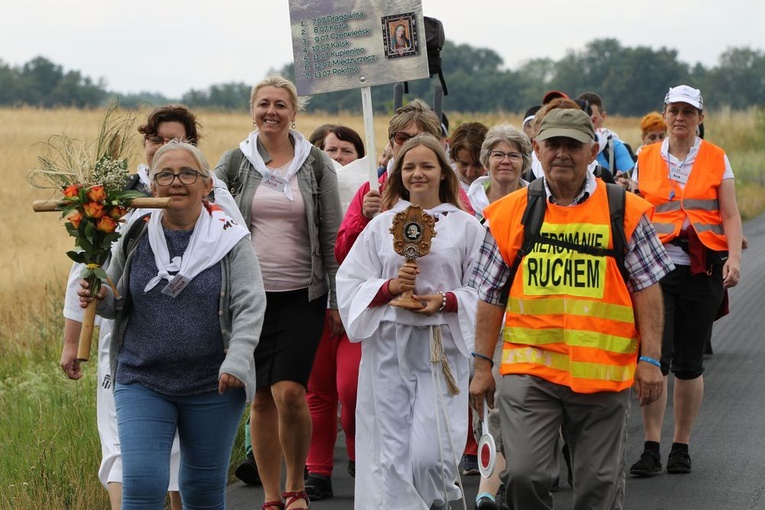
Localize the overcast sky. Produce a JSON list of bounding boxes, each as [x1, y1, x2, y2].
[[4, 0, 762, 98]]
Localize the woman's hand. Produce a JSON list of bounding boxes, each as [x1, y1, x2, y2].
[[218, 373, 244, 394], [723, 256, 741, 288], [60, 318, 83, 380], [388, 261, 418, 295], [362, 189, 383, 219], [411, 293, 443, 316], [78, 279, 106, 308], [327, 309, 345, 337], [60, 342, 82, 380]]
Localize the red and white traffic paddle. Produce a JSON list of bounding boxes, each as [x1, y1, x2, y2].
[[478, 405, 496, 478]]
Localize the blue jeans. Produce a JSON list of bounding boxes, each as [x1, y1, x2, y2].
[[114, 382, 245, 510]]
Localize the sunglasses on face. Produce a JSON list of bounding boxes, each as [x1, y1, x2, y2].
[[391, 131, 416, 145]]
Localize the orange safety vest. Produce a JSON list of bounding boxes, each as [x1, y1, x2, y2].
[[638, 141, 728, 251], [484, 180, 652, 393]]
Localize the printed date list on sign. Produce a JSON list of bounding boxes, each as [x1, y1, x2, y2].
[[289, 0, 430, 96]]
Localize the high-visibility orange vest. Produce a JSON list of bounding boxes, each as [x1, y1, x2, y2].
[[484, 180, 652, 393], [638, 141, 728, 251]]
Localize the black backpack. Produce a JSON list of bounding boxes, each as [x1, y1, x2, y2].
[[423, 16, 447, 95], [505, 179, 629, 292]]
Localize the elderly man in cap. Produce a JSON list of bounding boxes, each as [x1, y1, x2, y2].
[[468, 108, 674, 510]]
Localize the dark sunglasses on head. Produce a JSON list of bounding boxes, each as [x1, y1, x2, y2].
[[391, 131, 416, 145]]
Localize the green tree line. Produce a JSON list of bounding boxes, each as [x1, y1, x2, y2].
[[2, 38, 764, 115]]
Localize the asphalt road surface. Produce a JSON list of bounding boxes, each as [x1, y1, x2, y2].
[[227, 213, 765, 510]]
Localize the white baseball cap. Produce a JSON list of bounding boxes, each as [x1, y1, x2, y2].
[[664, 85, 703, 110]]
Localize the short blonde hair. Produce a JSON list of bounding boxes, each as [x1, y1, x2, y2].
[[250, 76, 310, 112]]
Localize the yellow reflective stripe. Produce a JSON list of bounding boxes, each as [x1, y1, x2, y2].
[[653, 222, 675, 233], [507, 296, 634, 323], [504, 327, 638, 354], [502, 347, 634, 382], [683, 199, 719, 211], [655, 202, 681, 212], [693, 222, 724, 234]]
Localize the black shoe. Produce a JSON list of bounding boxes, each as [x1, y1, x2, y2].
[[234, 456, 261, 486], [305, 473, 333, 501], [347, 460, 355, 478], [475, 496, 499, 510], [630, 451, 662, 477], [667, 449, 692, 474], [462, 454, 479, 475]]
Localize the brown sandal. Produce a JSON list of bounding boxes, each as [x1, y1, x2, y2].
[[282, 491, 309, 510], [262, 501, 284, 510]]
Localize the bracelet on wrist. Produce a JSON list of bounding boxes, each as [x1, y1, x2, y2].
[[471, 351, 494, 368], [437, 291, 447, 312], [638, 355, 661, 368]]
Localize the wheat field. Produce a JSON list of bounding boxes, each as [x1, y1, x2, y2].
[[1, 106, 761, 338]]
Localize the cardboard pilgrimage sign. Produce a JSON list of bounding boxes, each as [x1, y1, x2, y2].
[[289, 0, 430, 96]]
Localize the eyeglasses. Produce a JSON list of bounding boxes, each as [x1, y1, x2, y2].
[[145, 135, 181, 145], [391, 131, 416, 145], [489, 151, 523, 162], [154, 170, 205, 187]]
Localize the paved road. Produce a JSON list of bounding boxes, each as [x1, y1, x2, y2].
[[228, 214, 765, 509]]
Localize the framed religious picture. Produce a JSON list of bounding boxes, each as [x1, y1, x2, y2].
[[388, 204, 436, 309], [381, 12, 419, 59]]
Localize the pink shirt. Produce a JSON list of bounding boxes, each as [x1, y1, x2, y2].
[[251, 172, 312, 291]]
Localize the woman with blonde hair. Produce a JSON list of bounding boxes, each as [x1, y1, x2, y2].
[[215, 75, 342, 510]]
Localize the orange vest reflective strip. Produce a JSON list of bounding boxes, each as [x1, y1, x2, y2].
[[638, 141, 728, 251], [500, 347, 635, 393], [483, 180, 653, 393]]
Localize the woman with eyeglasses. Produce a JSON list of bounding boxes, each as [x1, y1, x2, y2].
[[465, 124, 531, 509], [60, 105, 207, 510], [78, 140, 266, 509], [214, 76, 342, 510], [629, 85, 742, 478]]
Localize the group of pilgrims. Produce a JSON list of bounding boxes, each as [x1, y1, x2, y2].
[[62, 77, 742, 510]]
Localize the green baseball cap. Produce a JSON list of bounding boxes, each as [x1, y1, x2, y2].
[[536, 108, 596, 143]]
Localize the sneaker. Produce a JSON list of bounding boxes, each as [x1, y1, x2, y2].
[[462, 454, 479, 476], [667, 449, 692, 474], [630, 451, 662, 477], [347, 460, 355, 478], [305, 473, 333, 501], [475, 496, 499, 510], [234, 455, 261, 486]]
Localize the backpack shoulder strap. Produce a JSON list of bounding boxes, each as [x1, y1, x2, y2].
[[605, 183, 628, 281], [504, 179, 547, 292], [226, 148, 245, 196], [607, 135, 615, 172], [122, 213, 151, 259], [309, 145, 324, 183]]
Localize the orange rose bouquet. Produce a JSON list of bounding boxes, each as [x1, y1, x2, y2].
[[28, 106, 147, 359]]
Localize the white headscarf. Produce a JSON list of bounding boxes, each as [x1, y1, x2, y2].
[[239, 129, 313, 201], [144, 202, 249, 296]]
